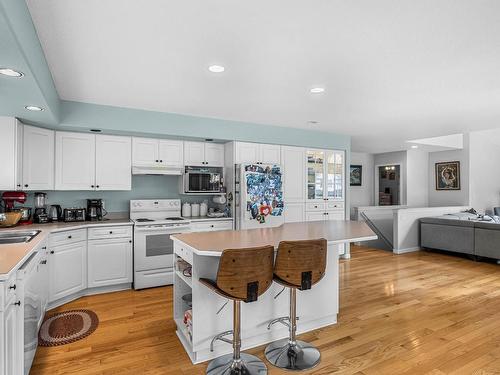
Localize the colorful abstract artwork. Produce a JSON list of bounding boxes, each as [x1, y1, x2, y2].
[[245, 164, 284, 223]]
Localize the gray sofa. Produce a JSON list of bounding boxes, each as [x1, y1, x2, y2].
[[420, 213, 500, 261]]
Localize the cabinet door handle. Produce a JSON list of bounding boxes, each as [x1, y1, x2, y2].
[[9, 284, 16, 290], [14, 301, 21, 306], [68, 235, 72, 239], [96, 185, 100, 188], [40, 260, 47, 265], [17, 184, 21, 187], [159, 160, 163, 163], [109, 231, 113, 234], [155, 159, 159, 162], [24, 184, 28, 187], [129, 240, 132, 243], [50, 250, 55, 254], [210, 225, 214, 228], [91, 185, 95, 188]]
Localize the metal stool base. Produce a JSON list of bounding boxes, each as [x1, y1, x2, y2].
[[206, 353, 268, 375], [265, 339, 321, 371]]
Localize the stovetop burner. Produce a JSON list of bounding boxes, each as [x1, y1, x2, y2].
[[135, 218, 155, 222]]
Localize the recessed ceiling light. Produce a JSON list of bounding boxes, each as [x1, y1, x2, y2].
[[0, 68, 24, 77], [24, 105, 43, 112], [411, 145, 418, 149], [208, 65, 225, 73], [310, 87, 325, 94]]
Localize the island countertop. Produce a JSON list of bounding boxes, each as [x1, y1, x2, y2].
[[173, 220, 377, 255]]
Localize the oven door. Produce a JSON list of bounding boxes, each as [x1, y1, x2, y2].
[[185, 172, 221, 193], [134, 226, 190, 271]]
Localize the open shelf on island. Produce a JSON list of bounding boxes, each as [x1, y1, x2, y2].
[[175, 269, 193, 288]]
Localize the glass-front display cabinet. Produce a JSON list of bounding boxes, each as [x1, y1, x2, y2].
[[306, 149, 345, 202]]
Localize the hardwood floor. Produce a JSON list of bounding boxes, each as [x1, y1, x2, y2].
[[31, 246, 500, 375]]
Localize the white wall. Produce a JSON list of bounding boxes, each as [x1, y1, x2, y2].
[[349, 152, 374, 218], [469, 129, 500, 214], [374, 151, 407, 205], [428, 134, 470, 207], [406, 150, 429, 207], [393, 206, 470, 253]]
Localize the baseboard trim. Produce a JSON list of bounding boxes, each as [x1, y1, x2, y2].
[[48, 283, 132, 310], [394, 247, 420, 254]]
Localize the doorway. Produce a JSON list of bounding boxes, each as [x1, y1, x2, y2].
[[377, 165, 401, 206]]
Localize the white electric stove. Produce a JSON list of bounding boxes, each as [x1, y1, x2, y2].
[[130, 199, 191, 289]]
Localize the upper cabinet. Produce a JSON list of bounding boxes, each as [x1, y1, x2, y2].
[[0, 117, 22, 191], [132, 137, 183, 167], [22, 125, 55, 191], [234, 142, 281, 165], [184, 141, 224, 167], [55, 132, 96, 190], [95, 135, 132, 190], [306, 149, 345, 202], [281, 146, 305, 202], [55, 132, 132, 191]]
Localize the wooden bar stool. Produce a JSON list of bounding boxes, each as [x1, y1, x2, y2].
[[200, 245, 275, 375], [265, 239, 327, 371]]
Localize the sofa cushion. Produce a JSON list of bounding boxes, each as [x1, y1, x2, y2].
[[419, 216, 475, 228]]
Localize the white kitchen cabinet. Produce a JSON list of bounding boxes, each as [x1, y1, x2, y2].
[[305, 211, 326, 222], [22, 125, 55, 190], [184, 141, 224, 167], [88, 238, 132, 288], [95, 135, 132, 190], [234, 142, 259, 164], [55, 132, 96, 190], [49, 240, 87, 303], [282, 146, 305, 202], [234, 142, 281, 164], [159, 139, 184, 167], [0, 117, 22, 191], [132, 137, 159, 166], [191, 219, 234, 232], [284, 203, 305, 223], [132, 137, 184, 167], [1, 302, 18, 375], [306, 149, 345, 202]]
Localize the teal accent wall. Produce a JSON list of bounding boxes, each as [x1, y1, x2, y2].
[[18, 176, 212, 214], [58, 101, 351, 150], [0, 0, 60, 124]]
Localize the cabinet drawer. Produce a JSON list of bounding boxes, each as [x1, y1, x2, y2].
[[192, 221, 233, 232], [49, 229, 87, 247], [175, 244, 193, 264], [306, 202, 326, 211], [326, 201, 344, 210], [88, 225, 132, 240], [1, 274, 17, 311]]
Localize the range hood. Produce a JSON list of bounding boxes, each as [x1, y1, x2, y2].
[[132, 165, 183, 175]]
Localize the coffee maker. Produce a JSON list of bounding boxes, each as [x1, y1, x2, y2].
[[33, 192, 49, 224], [86, 199, 105, 221]]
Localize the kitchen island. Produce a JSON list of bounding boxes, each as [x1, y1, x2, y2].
[[172, 220, 377, 364]]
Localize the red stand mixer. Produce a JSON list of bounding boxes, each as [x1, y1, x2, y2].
[[1, 191, 32, 225]]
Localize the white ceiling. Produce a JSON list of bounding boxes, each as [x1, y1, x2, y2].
[[26, 0, 500, 153]]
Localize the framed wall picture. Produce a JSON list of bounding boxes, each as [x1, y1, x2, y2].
[[435, 161, 461, 190], [350, 165, 362, 186]]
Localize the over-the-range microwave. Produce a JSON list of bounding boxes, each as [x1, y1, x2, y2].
[[183, 166, 223, 194]]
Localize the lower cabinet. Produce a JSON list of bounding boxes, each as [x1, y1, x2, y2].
[[284, 203, 305, 223], [49, 241, 87, 302], [1, 302, 18, 375], [305, 210, 345, 222], [88, 238, 133, 287], [191, 220, 234, 232]]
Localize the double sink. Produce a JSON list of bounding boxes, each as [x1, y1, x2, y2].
[[0, 230, 41, 245]]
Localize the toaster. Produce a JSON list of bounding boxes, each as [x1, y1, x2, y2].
[[63, 208, 86, 222]]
